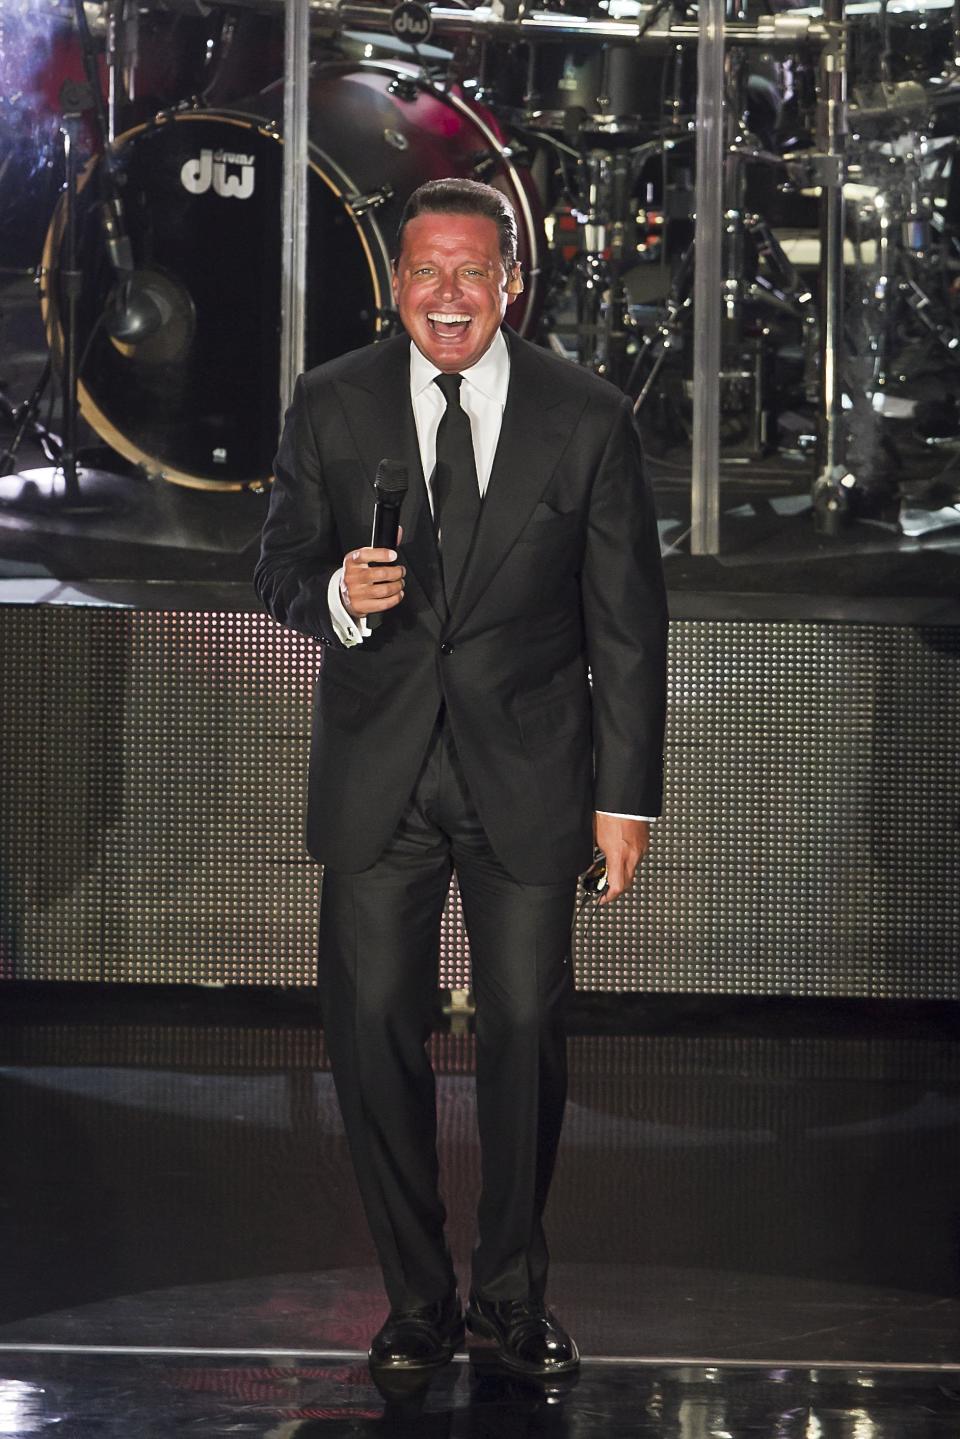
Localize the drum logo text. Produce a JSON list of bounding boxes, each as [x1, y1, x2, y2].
[[389, 2, 433, 42], [180, 150, 256, 200]]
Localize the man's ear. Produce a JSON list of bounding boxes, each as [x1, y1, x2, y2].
[[391, 263, 400, 305], [506, 264, 524, 298]]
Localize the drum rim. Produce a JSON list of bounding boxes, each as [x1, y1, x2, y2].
[[41, 69, 544, 493], [200, 57, 543, 337], [41, 108, 384, 493], [336, 58, 544, 325]]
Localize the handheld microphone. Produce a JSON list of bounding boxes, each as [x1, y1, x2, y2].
[[365, 460, 408, 631], [370, 460, 408, 555]]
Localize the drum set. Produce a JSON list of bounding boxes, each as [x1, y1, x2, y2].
[[1, 0, 959, 513]]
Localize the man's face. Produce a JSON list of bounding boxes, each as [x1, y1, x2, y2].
[[392, 211, 524, 373]]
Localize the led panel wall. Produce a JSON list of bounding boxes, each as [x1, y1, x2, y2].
[[1, 608, 957, 997]]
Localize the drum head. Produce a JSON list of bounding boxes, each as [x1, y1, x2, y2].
[[43, 67, 545, 491], [44, 112, 379, 489], [255, 60, 545, 342]]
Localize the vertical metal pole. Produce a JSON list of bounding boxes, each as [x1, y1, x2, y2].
[[60, 113, 82, 503], [106, 0, 118, 143], [280, 0, 310, 423], [816, 0, 847, 484], [691, 0, 724, 554]]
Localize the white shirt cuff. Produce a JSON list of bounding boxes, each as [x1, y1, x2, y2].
[[596, 811, 657, 822], [327, 568, 371, 648]]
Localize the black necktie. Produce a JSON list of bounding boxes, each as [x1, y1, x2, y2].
[[432, 372, 481, 607]]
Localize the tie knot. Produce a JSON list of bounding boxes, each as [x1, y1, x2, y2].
[[434, 372, 463, 406]]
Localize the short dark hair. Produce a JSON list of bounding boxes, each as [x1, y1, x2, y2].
[[395, 178, 519, 270]]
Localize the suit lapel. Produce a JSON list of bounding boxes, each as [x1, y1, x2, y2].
[[447, 330, 585, 635], [334, 338, 446, 624]]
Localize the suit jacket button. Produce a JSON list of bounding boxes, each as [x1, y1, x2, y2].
[[440, 642, 454, 655]]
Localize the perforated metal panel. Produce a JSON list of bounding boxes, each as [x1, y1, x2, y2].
[[1, 608, 958, 996]]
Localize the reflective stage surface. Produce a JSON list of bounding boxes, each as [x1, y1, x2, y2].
[[1, 1356, 959, 1437], [0, 991, 958, 1433]]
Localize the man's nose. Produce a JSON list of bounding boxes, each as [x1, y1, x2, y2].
[[436, 271, 463, 301]]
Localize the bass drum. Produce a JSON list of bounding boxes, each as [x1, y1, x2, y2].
[[42, 61, 545, 491]]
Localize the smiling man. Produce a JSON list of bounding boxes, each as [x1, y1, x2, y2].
[[255, 179, 668, 1383]]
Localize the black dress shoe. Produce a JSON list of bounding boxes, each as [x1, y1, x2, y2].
[[368, 1293, 464, 1373], [466, 1294, 580, 1376]]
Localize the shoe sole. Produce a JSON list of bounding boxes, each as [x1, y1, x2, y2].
[[368, 1322, 466, 1373], [465, 1312, 581, 1376]]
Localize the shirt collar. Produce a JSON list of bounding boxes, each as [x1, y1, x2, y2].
[[409, 328, 510, 406]]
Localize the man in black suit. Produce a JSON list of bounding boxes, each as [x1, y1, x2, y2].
[[255, 178, 667, 1380]]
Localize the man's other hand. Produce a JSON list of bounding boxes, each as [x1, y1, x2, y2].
[[340, 544, 406, 620], [593, 815, 651, 905]]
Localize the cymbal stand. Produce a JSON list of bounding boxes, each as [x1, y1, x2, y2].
[[810, 0, 854, 532], [855, 135, 960, 391], [568, 151, 618, 373], [719, 53, 822, 453], [568, 144, 659, 384], [720, 51, 784, 360]]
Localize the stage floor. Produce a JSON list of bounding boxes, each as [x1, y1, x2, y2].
[[1, 991, 958, 1386], [0, 1352, 959, 1436]]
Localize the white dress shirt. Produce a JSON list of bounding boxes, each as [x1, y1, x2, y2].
[[327, 331, 510, 644], [325, 333, 653, 823]]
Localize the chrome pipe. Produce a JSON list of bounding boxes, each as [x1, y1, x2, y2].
[[691, 0, 725, 554], [815, 0, 847, 484], [138, 0, 829, 48], [280, 0, 311, 422]]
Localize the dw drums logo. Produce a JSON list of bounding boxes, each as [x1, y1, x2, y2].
[[180, 149, 255, 200], [389, 1, 433, 42]]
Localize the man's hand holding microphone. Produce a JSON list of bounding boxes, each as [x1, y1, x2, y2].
[[340, 460, 408, 623]]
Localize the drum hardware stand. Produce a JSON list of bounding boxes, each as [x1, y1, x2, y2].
[[566, 143, 660, 383], [747, 228, 819, 408], [0, 81, 127, 515], [628, 95, 817, 445], [809, 3, 860, 534], [628, 243, 694, 407], [855, 142, 960, 392], [704, 48, 816, 453], [0, 361, 61, 479]]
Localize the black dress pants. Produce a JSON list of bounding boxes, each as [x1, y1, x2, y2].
[[318, 714, 577, 1312]]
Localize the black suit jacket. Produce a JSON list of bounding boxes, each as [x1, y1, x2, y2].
[[254, 327, 668, 884]]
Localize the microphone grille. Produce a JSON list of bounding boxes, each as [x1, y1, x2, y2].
[[375, 460, 408, 496]]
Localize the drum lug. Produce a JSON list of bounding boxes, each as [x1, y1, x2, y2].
[[374, 307, 404, 337], [387, 75, 420, 104], [348, 186, 394, 217]]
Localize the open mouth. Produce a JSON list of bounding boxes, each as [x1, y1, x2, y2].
[[427, 311, 472, 339]]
